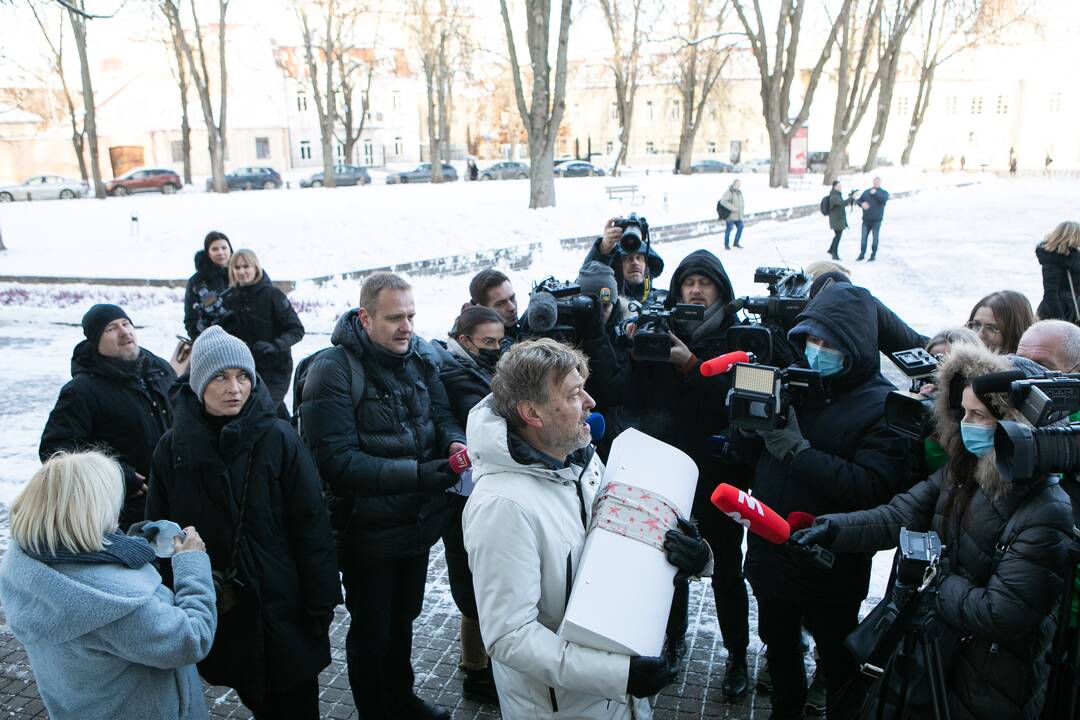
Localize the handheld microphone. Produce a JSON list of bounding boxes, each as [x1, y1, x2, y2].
[[710, 483, 835, 569], [586, 412, 606, 443], [970, 370, 1026, 395], [700, 351, 756, 377], [786, 511, 817, 533], [449, 448, 471, 474]]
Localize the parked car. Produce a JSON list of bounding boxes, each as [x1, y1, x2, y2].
[[385, 163, 459, 184], [807, 151, 830, 173], [734, 158, 771, 173], [479, 161, 529, 180], [0, 175, 89, 202], [207, 166, 282, 191], [690, 159, 734, 174], [553, 161, 605, 178], [106, 168, 181, 196], [299, 164, 371, 188]]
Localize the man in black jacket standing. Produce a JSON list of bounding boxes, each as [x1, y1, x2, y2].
[[856, 177, 889, 261], [40, 304, 174, 529], [300, 272, 465, 720], [733, 283, 911, 720]]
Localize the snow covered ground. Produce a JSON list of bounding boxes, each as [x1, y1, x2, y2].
[[0, 174, 1075, 607]]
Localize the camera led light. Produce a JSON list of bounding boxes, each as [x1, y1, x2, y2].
[[733, 364, 778, 395]]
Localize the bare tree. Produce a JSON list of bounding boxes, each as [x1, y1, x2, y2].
[[28, 1, 88, 181], [409, 0, 463, 182], [863, 0, 923, 170], [65, 1, 105, 197], [732, 0, 855, 187], [160, 4, 193, 185], [336, 4, 381, 165], [296, 0, 340, 187], [499, 0, 573, 208], [599, 0, 648, 176], [162, 0, 230, 193]]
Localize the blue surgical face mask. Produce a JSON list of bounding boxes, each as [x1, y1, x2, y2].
[[804, 340, 846, 377], [960, 422, 996, 457]]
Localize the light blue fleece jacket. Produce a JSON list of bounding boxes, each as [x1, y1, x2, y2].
[[0, 542, 216, 720]]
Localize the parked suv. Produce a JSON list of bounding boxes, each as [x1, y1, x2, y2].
[[479, 161, 529, 180], [299, 165, 371, 188], [106, 168, 181, 196], [385, 163, 458, 184], [208, 166, 282, 191]]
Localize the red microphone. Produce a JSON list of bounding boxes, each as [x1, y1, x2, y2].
[[700, 351, 755, 377], [710, 483, 790, 543], [786, 511, 817, 533], [449, 448, 471, 474]]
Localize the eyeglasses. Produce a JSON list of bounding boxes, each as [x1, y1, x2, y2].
[[467, 335, 501, 349], [965, 320, 1001, 336]]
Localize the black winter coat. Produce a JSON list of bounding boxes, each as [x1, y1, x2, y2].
[[220, 274, 304, 404], [146, 381, 340, 702], [734, 283, 912, 603], [1035, 245, 1080, 322], [183, 251, 230, 339], [828, 471, 1074, 720], [40, 343, 175, 529], [299, 311, 466, 559]]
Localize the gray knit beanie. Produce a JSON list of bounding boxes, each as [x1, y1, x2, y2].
[[576, 261, 618, 305], [189, 326, 256, 403]]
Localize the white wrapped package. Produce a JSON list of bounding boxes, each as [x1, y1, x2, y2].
[[557, 428, 698, 656]]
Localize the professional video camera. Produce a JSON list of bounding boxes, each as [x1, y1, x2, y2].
[[614, 212, 650, 253], [619, 299, 705, 362], [884, 348, 939, 441], [522, 276, 598, 344], [192, 285, 234, 334], [727, 358, 824, 431], [726, 266, 813, 343]]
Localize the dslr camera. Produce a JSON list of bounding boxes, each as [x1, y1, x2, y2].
[[727, 360, 824, 431], [614, 213, 649, 254], [193, 285, 234, 334], [884, 348, 939, 441], [624, 300, 704, 362]]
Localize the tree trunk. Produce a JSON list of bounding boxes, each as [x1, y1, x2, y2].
[[167, 19, 193, 184], [68, 7, 104, 198], [901, 62, 934, 166], [767, 128, 790, 188], [528, 130, 556, 209], [863, 48, 899, 171], [179, 102, 192, 185], [424, 58, 443, 183]]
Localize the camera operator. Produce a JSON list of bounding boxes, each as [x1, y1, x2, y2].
[[731, 282, 911, 719], [576, 261, 630, 457], [468, 269, 521, 342], [184, 230, 232, 339], [622, 249, 754, 701], [793, 343, 1075, 720], [585, 217, 666, 306]]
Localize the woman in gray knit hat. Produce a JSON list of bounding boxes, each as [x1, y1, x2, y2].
[[146, 326, 341, 719]]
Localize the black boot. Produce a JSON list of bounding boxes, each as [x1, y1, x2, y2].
[[856, 254, 865, 261], [391, 695, 451, 720], [462, 666, 500, 706], [721, 653, 750, 702], [869, 253, 877, 261]]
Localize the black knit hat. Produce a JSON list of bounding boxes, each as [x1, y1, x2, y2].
[[81, 304, 131, 345], [204, 230, 232, 253]]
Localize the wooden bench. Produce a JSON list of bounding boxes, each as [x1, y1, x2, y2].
[[605, 184, 645, 204]]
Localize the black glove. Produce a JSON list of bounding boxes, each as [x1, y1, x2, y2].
[[627, 654, 678, 698], [251, 340, 276, 358], [663, 517, 711, 582], [417, 459, 457, 491], [790, 517, 839, 549]]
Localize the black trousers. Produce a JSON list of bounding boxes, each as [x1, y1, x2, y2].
[[341, 550, 430, 718], [757, 594, 862, 720], [237, 674, 320, 720], [828, 229, 844, 255], [694, 503, 750, 655]]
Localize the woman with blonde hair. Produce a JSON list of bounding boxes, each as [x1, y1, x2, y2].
[[0, 451, 214, 720], [1036, 221, 1080, 322], [221, 248, 304, 405]]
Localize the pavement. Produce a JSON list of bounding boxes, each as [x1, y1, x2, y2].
[[0, 539, 778, 720]]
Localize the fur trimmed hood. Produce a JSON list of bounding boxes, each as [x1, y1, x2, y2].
[[933, 344, 1032, 499]]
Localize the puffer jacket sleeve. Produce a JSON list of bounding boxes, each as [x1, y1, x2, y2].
[[934, 492, 1073, 643], [827, 473, 942, 553], [269, 287, 305, 352], [583, 237, 617, 270], [92, 551, 216, 669], [464, 494, 631, 699], [790, 414, 911, 513], [279, 431, 343, 613], [301, 351, 420, 496], [875, 297, 928, 354]]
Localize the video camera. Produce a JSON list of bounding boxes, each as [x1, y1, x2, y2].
[[726, 267, 813, 355], [884, 348, 939, 441], [523, 276, 598, 344], [193, 286, 234, 334], [727, 359, 824, 431], [621, 299, 704, 362]]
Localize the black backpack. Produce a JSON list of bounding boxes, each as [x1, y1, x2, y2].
[[717, 199, 732, 220], [820, 195, 830, 215], [291, 345, 365, 436]]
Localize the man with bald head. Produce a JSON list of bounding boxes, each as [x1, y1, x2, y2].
[[1016, 319, 1080, 373]]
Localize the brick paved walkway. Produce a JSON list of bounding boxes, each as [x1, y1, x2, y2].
[[0, 540, 780, 719]]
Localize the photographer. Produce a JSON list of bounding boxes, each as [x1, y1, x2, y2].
[[793, 343, 1074, 720], [622, 249, 754, 700], [184, 230, 233, 339], [731, 282, 911, 719], [826, 181, 853, 261], [585, 217, 666, 306]]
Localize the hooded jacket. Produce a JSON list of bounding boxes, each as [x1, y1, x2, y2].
[[825, 344, 1074, 720], [583, 237, 666, 305], [735, 283, 912, 602], [0, 543, 214, 720], [220, 273, 304, 403], [146, 381, 340, 701], [1035, 245, 1080, 322], [432, 337, 495, 427], [183, 251, 230, 339], [299, 311, 466, 559], [40, 343, 175, 529], [462, 397, 651, 720]]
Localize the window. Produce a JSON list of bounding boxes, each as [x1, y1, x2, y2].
[[296, 89, 308, 112], [392, 90, 401, 111], [606, 141, 614, 154], [336, 143, 345, 160], [670, 100, 680, 120], [945, 95, 958, 114], [995, 96, 1008, 114], [970, 96, 983, 114], [610, 102, 618, 120], [363, 139, 374, 166], [394, 136, 404, 156], [645, 141, 655, 154], [255, 137, 270, 159], [300, 140, 312, 160], [171, 140, 183, 162], [1049, 92, 1062, 112], [897, 97, 909, 115], [646, 100, 654, 120], [707, 141, 716, 154]]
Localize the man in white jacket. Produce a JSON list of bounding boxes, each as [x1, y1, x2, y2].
[[462, 338, 711, 719]]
